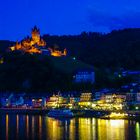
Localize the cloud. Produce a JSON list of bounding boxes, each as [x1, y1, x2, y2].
[[87, 8, 140, 32]]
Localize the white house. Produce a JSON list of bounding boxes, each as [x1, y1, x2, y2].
[[73, 70, 95, 83]]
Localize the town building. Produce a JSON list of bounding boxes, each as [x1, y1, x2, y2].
[[31, 97, 47, 108], [73, 70, 95, 83], [46, 94, 67, 108], [137, 93, 140, 102], [78, 93, 92, 107]]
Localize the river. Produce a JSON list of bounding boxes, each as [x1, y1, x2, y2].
[[0, 114, 139, 140]]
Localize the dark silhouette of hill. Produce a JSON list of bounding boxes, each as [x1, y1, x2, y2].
[[43, 28, 140, 70], [0, 40, 14, 53], [0, 52, 94, 92], [0, 28, 139, 92], [0, 28, 140, 70]]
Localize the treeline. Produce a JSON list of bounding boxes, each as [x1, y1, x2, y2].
[[43, 28, 140, 70], [0, 28, 139, 92], [0, 28, 139, 70]]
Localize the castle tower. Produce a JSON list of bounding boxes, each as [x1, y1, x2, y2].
[[63, 48, 67, 56], [31, 26, 40, 43], [15, 41, 22, 50]]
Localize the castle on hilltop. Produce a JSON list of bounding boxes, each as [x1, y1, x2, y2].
[[10, 26, 67, 57]]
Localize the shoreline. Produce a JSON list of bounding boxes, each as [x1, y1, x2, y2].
[[0, 108, 140, 120]]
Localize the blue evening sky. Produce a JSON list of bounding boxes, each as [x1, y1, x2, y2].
[[0, 0, 140, 40]]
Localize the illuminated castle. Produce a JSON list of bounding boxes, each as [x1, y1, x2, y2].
[[48, 48, 67, 57], [10, 26, 67, 57], [10, 26, 46, 54]]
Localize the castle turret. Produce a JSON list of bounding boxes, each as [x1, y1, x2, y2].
[[15, 41, 22, 50], [63, 48, 67, 56], [31, 26, 40, 43]]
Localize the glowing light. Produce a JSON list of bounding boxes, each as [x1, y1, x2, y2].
[[92, 104, 96, 107], [88, 102, 91, 106], [48, 48, 67, 57], [118, 74, 122, 78], [110, 120, 124, 127], [39, 99, 42, 102], [135, 106, 139, 110], [109, 112, 128, 119], [73, 57, 76, 60]]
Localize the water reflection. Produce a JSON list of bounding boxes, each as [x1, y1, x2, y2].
[[32, 116, 35, 140], [0, 114, 139, 140], [136, 122, 140, 140], [6, 114, 9, 140], [16, 115, 19, 140], [26, 115, 29, 139]]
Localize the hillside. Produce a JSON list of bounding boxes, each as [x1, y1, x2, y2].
[[0, 40, 14, 53], [0, 53, 95, 92], [0, 28, 140, 70], [0, 28, 139, 92], [49, 56, 94, 74], [43, 28, 140, 70]]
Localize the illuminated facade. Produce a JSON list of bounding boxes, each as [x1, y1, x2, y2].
[[74, 70, 95, 83], [80, 93, 92, 102], [78, 93, 92, 107], [47, 94, 66, 108], [137, 93, 140, 102], [9, 26, 67, 56], [10, 26, 46, 54], [31, 98, 46, 107], [48, 48, 67, 57]]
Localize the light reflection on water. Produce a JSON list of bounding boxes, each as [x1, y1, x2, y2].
[[0, 114, 139, 140]]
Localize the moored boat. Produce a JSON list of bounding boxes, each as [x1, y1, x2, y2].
[[48, 109, 74, 118]]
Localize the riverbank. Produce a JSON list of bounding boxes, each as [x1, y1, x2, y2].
[[0, 108, 140, 120]]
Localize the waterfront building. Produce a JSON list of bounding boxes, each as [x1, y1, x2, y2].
[[24, 97, 33, 107], [78, 93, 92, 107], [47, 94, 67, 108], [126, 92, 137, 102], [137, 93, 140, 102], [0, 94, 25, 107], [80, 93, 92, 101], [68, 96, 80, 108], [0, 96, 8, 107], [94, 92, 104, 101], [93, 93, 126, 110], [32, 98, 43, 108]]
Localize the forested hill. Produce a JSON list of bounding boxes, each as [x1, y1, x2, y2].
[[0, 28, 139, 91], [0, 28, 140, 70], [43, 28, 140, 70], [0, 40, 14, 53]]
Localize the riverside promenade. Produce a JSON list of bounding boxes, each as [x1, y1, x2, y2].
[[0, 108, 140, 120]]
